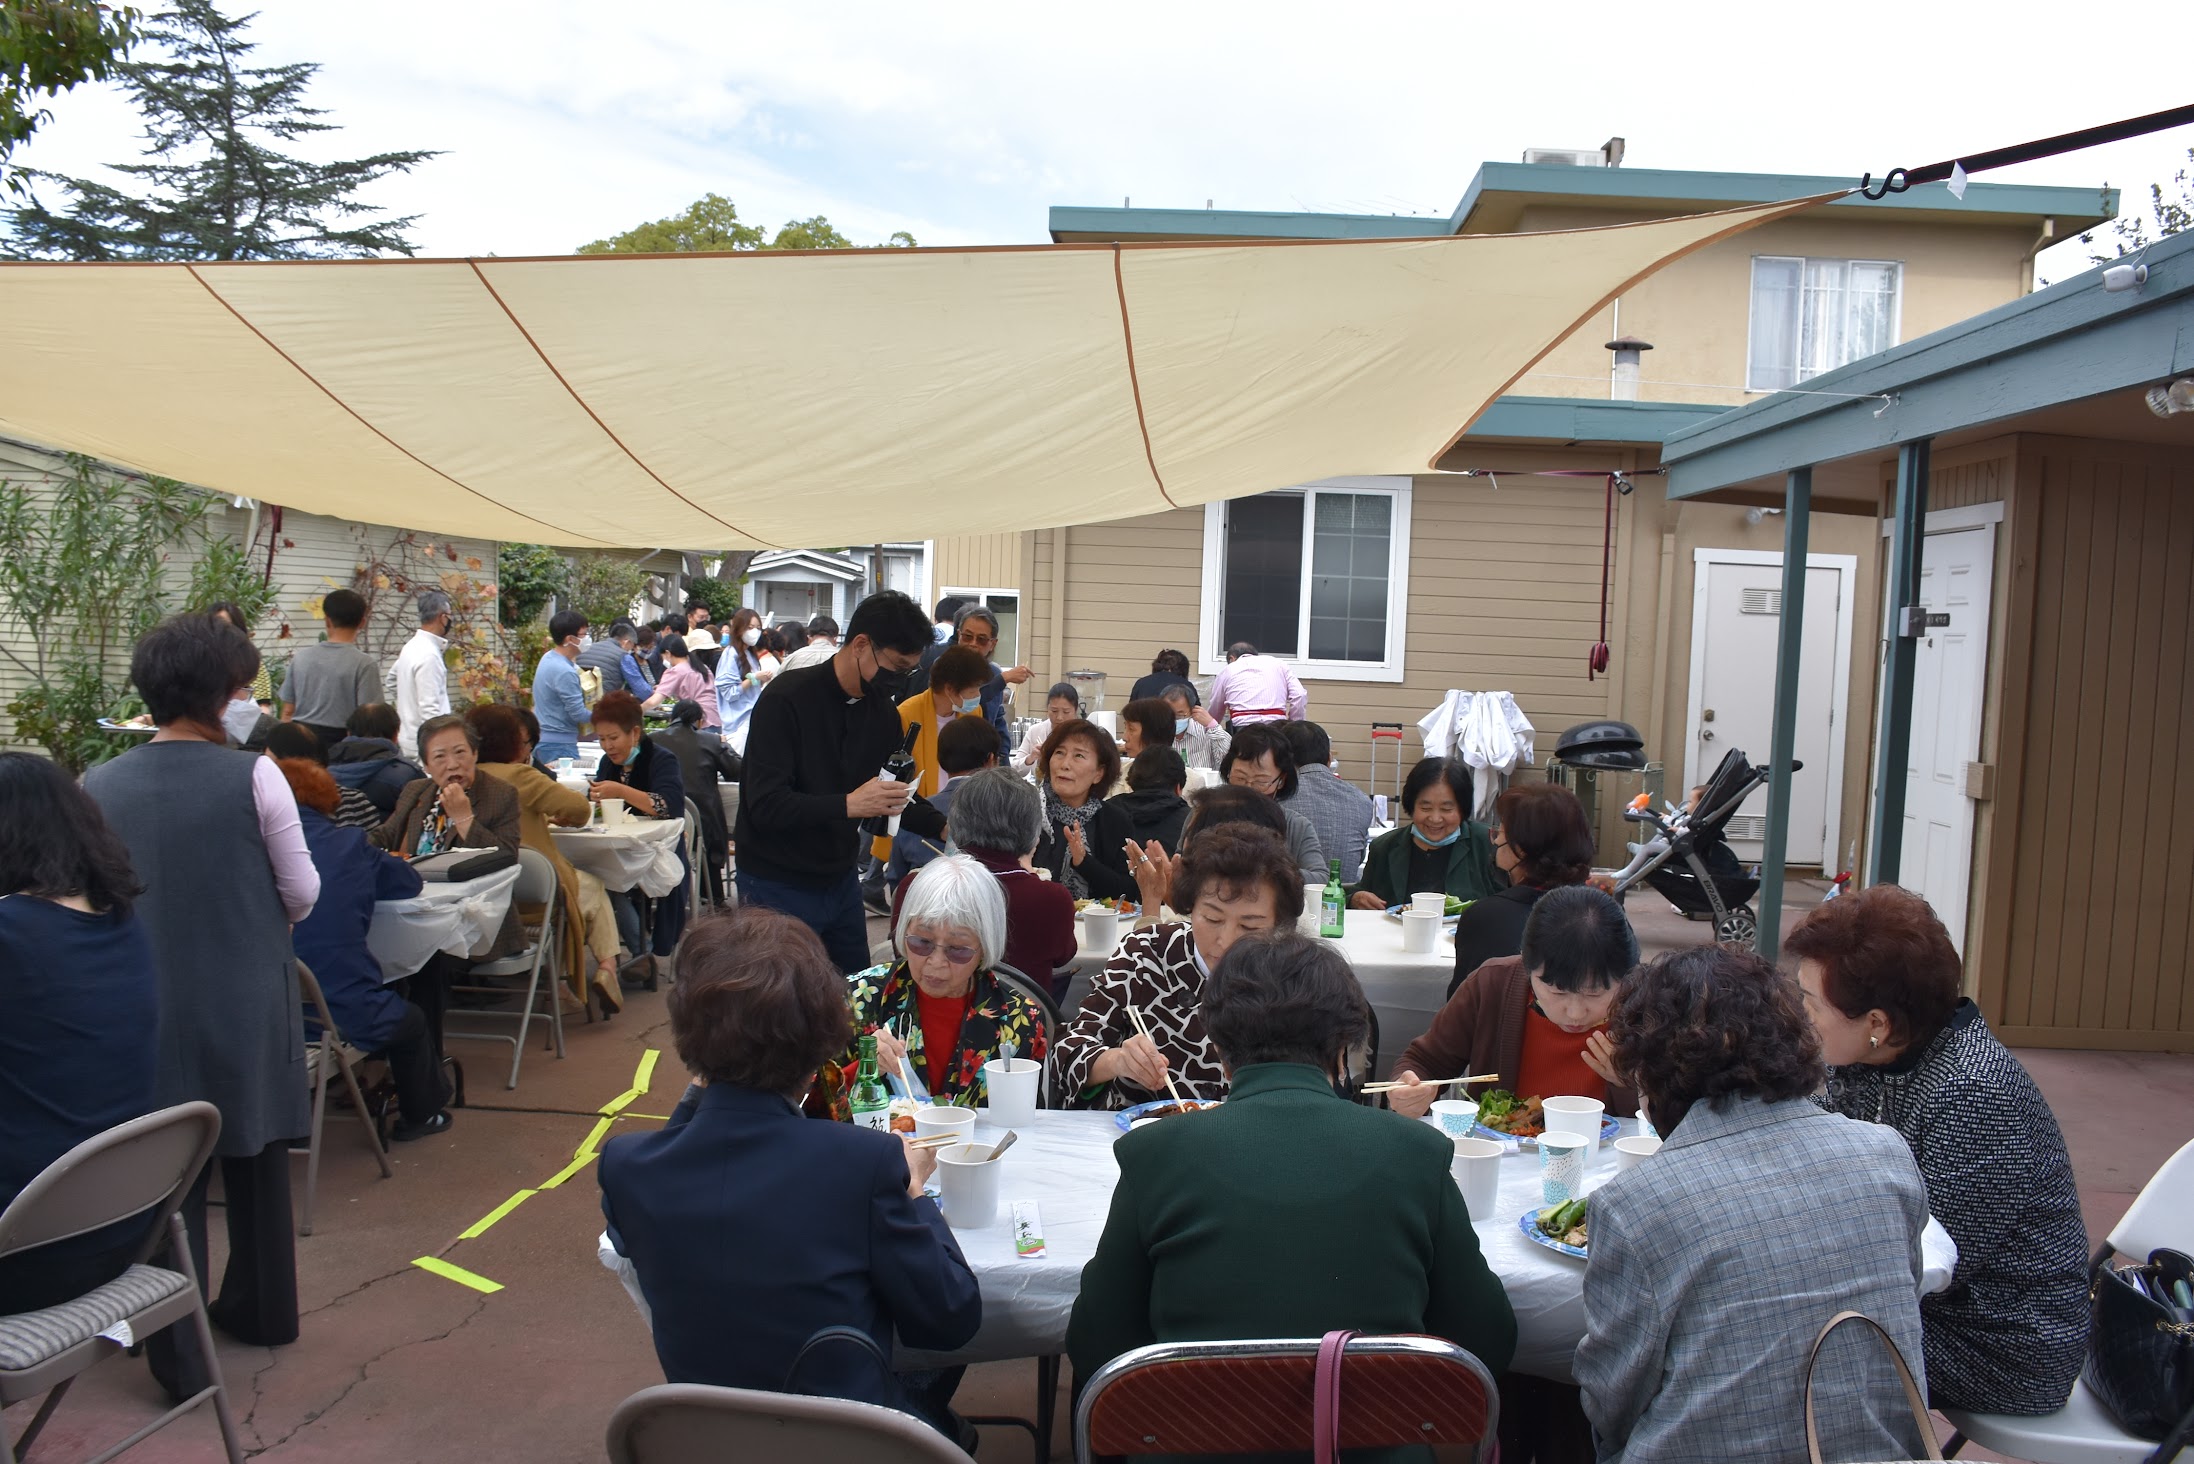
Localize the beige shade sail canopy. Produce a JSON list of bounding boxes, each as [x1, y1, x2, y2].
[[0, 195, 1835, 549]]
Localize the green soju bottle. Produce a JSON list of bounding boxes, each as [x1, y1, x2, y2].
[[1319, 858, 1345, 939], [851, 1033, 892, 1131]]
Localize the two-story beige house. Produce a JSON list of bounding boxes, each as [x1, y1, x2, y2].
[[934, 157, 2113, 870]]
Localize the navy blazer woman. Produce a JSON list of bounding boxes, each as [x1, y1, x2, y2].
[[591, 735, 690, 954], [598, 1082, 981, 1416], [292, 806, 424, 1048]]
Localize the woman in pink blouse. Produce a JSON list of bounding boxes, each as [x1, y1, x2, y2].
[[646, 632, 719, 729]]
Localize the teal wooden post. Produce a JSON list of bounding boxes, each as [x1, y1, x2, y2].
[[1869, 438, 1932, 885], [1755, 467, 1811, 963]]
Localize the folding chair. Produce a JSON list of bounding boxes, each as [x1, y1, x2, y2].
[[988, 962, 1061, 1109], [293, 961, 392, 1237], [1944, 1134, 2194, 1464], [1074, 1334, 1499, 1464], [0, 1102, 245, 1464], [681, 798, 708, 917], [446, 848, 565, 1090], [606, 1382, 973, 1464]]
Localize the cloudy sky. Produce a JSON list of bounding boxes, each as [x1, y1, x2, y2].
[[10, 0, 2190, 282]]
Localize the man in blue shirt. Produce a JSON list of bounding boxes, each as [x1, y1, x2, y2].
[[533, 610, 592, 762]]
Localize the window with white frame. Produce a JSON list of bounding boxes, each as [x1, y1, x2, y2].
[[1197, 477, 1411, 683], [1746, 256, 1902, 393]]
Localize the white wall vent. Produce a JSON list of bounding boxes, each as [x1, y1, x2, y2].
[[1739, 588, 1783, 616], [1523, 147, 1607, 167]]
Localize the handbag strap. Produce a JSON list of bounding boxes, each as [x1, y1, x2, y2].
[[1313, 1329, 1358, 1464], [782, 1324, 890, 1396], [1802, 1310, 1942, 1464]]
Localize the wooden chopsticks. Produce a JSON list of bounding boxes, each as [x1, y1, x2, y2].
[[1125, 1005, 1185, 1103], [1360, 1073, 1502, 1095], [907, 1133, 964, 1151]]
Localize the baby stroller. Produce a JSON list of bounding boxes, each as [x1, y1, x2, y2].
[[1606, 746, 1791, 951]]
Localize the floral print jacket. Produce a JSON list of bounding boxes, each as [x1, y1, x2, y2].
[[832, 960, 1049, 1113]]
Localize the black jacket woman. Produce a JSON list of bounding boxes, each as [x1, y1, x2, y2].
[[1448, 782, 1596, 997]]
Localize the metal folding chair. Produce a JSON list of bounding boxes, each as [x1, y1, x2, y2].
[[1074, 1334, 1499, 1464], [606, 1382, 973, 1464], [988, 962, 1061, 1109], [293, 961, 393, 1237], [0, 1102, 244, 1464], [446, 848, 565, 1089]]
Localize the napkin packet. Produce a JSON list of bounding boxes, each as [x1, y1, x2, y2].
[[1012, 1201, 1045, 1258]]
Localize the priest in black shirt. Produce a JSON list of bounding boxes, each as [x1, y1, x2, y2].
[[732, 591, 946, 971]]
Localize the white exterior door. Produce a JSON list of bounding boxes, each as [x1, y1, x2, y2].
[[1897, 525, 1995, 952], [1686, 552, 1856, 867]]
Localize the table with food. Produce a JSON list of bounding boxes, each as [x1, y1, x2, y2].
[[1061, 906, 1456, 1077], [365, 863, 522, 983]]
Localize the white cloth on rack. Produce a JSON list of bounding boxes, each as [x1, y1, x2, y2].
[[1417, 690, 1536, 820]]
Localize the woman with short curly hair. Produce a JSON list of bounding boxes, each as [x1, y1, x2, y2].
[[1575, 945, 1935, 1464], [1787, 885, 2088, 1416]]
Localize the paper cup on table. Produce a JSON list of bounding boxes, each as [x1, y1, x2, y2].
[[1613, 1134, 1662, 1171], [936, 1143, 1003, 1228], [1082, 907, 1119, 953], [598, 798, 629, 827], [1300, 884, 1324, 936], [1538, 1130, 1589, 1205], [983, 1058, 1039, 1129], [913, 1106, 976, 1144], [1410, 891, 1446, 915], [1428, 1098, 1480, 1138], [1450, 1137, 1505, 1222], [1401, 910, 1441, 954], [1544, 1095, 1606, 1157]]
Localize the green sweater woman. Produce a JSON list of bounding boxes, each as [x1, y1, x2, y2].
[[1350, 757, 1501, 910]]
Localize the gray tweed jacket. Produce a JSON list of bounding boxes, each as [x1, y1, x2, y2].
[[1576, 1095, 1933, 1464]]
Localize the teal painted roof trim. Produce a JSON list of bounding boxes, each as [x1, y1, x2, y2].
[[1047, 205, 1451, 241], [1451, 162, 2116, 231], [1463, 395, 1733, 444], [1661, 229, 2194, 498]]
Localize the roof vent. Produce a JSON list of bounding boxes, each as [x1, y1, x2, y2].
[[1523, 138, 1624, 168]]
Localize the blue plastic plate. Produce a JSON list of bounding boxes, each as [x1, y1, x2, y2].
[[1476, 1113, 1621, 1149], [1114, 1097, 1221, 1132], [1518, 1209, 1588, 1260]]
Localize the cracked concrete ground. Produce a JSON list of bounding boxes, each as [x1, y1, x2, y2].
[[5, 905, 2188, 1462]]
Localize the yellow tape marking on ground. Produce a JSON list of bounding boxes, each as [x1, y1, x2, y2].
[[540, 1151, 598, 1190], [624, 1112, 673, 1121], [576, 1116, 614, 1157], [598, 1087, 643, 1117], [633, 1048, 660, 1092], [413, 1256, 504, 1294], [458, 1190, 536, 1240]]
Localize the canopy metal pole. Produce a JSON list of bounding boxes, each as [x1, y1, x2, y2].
[[1756, 467, 1812, 963], [1868, 438, 1932, 885]]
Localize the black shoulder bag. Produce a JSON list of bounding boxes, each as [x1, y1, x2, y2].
[[2085, 1245, 2194, 1451]]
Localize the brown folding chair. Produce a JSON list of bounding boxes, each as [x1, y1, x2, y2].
[[294, 960, 394, 1237], [0, 1101, 245, 1464], [606, 1382, 974, 1464], [1073, 1334, 1499, 1463]]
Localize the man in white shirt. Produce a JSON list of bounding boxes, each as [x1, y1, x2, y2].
[[777, 614, 841, 672], [391, 589, 453, 759]]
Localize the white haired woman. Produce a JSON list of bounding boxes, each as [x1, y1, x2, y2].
[[842, 854, 1049, 1111]]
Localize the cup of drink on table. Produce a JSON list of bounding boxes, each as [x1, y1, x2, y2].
[[1613, 1134, 1662, 1170], [1428, 1098, 1479, 1138], [1539, 1130, 1588, 1205], [1410, 892, 1445, 915], [1544, 1095, 1606, 1157], [1450, 1137, 1504, 1222]]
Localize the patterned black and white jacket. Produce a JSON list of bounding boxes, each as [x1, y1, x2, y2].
[[1051, 922, 1227, 1111], [1821, 1000, 2090, 1416]]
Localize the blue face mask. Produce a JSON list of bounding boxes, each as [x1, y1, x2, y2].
[[618, 742, 640, 766], [960, 696, 981, 715], [1415, 823, 1462, 848], [1174, 717, 1190, 736]]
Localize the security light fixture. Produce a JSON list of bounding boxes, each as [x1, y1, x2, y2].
[[2148, 378, 2194, 418]]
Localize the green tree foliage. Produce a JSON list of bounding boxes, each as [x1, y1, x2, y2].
[[2083, 149, 2192, 264], [567, 554, 652, 633], [5, 0, 438, 258], [1, 0, 139, 194], [0, 453, 251, 770], [578, 192, 917, 254], [496, 542, 570, 627], [679, 574, 744, 624]]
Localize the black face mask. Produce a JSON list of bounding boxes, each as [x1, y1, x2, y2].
[[863, 663, 908, 700]]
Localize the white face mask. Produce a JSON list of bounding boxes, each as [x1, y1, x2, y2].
[[575, 634, 592, 652], [742, 626, 762, 647]]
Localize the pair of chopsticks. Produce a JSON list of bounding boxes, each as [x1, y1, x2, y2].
[[1125, 1005, 1185, 1103], [1360, 1073, 1502, 1095], [909, 1130, 1019, 1159]]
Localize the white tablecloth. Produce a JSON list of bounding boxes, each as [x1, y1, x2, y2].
[[1063, 908, 1453, 1077], [551, 819, 686, 897], [367, 864, 521, 983]]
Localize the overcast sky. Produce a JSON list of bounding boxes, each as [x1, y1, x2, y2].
[[11, 0, 2190, 284]]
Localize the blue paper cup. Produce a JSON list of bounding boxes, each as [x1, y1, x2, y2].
[[1539, 1130, 1589, 1205]]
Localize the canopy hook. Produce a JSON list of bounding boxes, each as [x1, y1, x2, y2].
[[1857, 168, 1911, 202]]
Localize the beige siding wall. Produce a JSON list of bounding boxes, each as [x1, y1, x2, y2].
[[1983, 435, 2194, 1051], [932, 534, 1026, 597], [1504, 208, 2039, 409]]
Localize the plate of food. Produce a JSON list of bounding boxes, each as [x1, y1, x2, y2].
[[1116, 1097, 1220, 1132], [1383, 897, 1471, 923], [97, 716, 156, 734], [1520, 1200, 1589, 1259], [1473, 1090, 1621, 1147], [1077, 898, 1140, 917]]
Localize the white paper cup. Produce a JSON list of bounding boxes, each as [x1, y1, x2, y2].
[[598, 798, 629, 827], [1401, 910, 1440, 954], [1450, 1136, 1504, 1221], [1428, 1098, 1480, 1138], [1410, 892, 1446, 915], [935, 1142, 1003, 1228], [1539, 1130, 1589, 1205], [1613, 1134, 1662, 1171], [913, 1106, 976, 1144], [1544, 1095, 1606, 1157], [983, 1058, 1039, 1129], [1299, 884, 1324, 936], [1082, 907, 1119, 952]]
